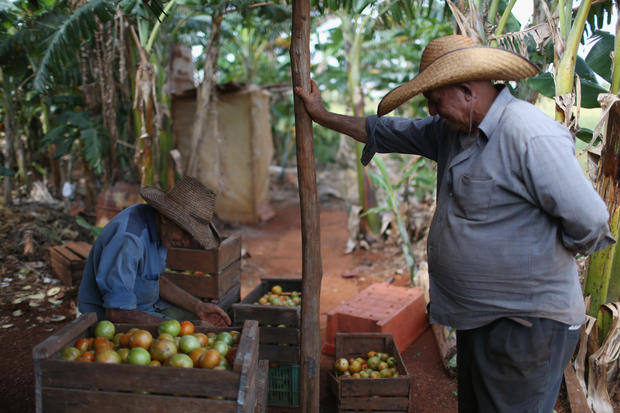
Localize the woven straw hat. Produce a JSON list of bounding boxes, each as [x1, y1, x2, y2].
[[140, 176, 220, 249], [377, 35, 539, 116]]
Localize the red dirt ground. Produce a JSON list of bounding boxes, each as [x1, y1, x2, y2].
[[0, 195, 460, 412]]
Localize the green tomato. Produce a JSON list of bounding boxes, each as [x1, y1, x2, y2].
[[158, 319, 181, 337], [94, 320, 115, 340], [127, 347, 151, 365], [179, 335, 201, 354]]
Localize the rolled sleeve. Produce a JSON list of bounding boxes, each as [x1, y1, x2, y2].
[[362, 115, 441, 166], [362, 115, 380, 166], [524, 134, 615, 255]]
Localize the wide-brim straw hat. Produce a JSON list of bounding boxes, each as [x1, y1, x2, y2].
[[140, 176, 220, 249], [377, 35, 539, 116]]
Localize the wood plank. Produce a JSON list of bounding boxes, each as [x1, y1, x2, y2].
[[260, 327, 299, 345], [255, 360, 269, 413], [166, 233, 241, 273], [163, 260, 240, 299], [213, 284, 241, 315], [33, 313, 97, 360], [39, 359, 241, 398], [564, 365, 593, 413], [233, 305, 300, 327], [241, 278, 303, 304], [339, 377, 410, 397], [41, 387, 237, 413], [233, 320, 259, 372], [259, 345, 300, 364], [65, 241, 92, 259], [335, 333, 390, 359]]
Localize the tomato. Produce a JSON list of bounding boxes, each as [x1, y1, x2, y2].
[[198, 349, 221, 369], [129, 329, 153, 349], [75, 337, 93, 353], [167, 353, 193, 368], [127, 347, 151, 365], [179, 321, 195, 336], [158, 319, 181, 337], [60, 346, 81, 361], [95, 349, 121, 363], [193, 333, 208, 347], [76, 351, 94, 362], [94, 320, 115, 340], [189, 348, 207, 366], [179, 335, 201, 354], [334, 358, 349, 373]]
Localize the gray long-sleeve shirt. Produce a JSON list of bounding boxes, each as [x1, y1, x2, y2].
[[363, 86, 614, 330]]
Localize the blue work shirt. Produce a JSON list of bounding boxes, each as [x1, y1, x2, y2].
[[363, 86, 614, 330], [78, 204, 168, 320]]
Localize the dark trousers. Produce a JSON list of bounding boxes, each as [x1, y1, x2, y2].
[[456, 317, 580, 413]]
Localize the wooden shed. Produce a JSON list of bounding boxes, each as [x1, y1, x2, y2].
[[171, 84, 275, 224]]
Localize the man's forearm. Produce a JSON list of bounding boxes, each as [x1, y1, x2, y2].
[[106, 308, 163, 324], [312, 110, 368, 143], [159, 275, 202, 314]]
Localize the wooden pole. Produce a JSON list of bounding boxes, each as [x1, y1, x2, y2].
[[290, 1, 323, 412]]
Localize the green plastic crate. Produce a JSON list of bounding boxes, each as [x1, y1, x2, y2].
[[268, 364, 299, 407]]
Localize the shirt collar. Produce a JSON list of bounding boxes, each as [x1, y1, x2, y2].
[[145, 205, 160, 245], [478, 85, 514, 140]]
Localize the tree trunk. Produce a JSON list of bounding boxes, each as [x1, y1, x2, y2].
[[185, 14, 222, 178], [291, 1, 323, 411], [1, 67, 15, 204]]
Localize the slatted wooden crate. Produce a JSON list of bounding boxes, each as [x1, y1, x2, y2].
[[163, 232, 241, 302], [232, 277, 302, 364], [33, 312, 267, 413], [329, 333, 411, 413], [49, 241, 92, 287]]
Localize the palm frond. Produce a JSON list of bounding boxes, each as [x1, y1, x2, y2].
[[490, 23, 553, 57], [34, 0, 114, 92]]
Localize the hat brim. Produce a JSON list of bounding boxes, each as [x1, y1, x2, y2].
[[377, 47, 539, 117], [140, 186, 219, 250]]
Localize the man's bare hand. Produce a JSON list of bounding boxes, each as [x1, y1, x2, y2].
[[294, 79, 327, 120], [195, 302, 231, 327]]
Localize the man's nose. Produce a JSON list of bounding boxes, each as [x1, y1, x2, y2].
[[428, 102, 437, 116]]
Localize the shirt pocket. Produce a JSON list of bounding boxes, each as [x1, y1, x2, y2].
[[453, 175, 494, 221], [134, 276, 159, 307]]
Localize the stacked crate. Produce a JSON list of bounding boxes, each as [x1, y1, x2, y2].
[[33, 312, 267, 412], [329, 332, 411, 413], [49, 241, 92, 287], [232, 277, 302, 410], [164, 232, 242, 314]]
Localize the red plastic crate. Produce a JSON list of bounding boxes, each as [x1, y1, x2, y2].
[[322, 283, 429, 356]]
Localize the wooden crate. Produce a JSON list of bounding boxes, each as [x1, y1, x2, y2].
[[33, 312, 266, 413], [329, 333, 411, 413], [49, 241, 92, 287], [163, 232, 241, 300], [232, 277, 302, 364]]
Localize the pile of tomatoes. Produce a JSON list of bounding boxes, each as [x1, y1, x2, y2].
[[58, 319, 240, 370], [334, 351, 400, 379], [255, 285, 302, 306]]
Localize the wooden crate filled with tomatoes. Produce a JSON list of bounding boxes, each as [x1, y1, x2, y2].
[[33, 312, 268, 413], [163, 232, 242, 313], [329, 332, 412, 413], [232, 277, 302, 365]]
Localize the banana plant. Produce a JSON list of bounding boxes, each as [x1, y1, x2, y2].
[[364, 155, 418, 284]]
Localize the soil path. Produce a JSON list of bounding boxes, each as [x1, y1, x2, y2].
[[0, 197, 459, 413], [238, 198, 459, 412]]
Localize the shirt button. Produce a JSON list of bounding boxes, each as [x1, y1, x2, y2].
[[449, 192, 454, 197]]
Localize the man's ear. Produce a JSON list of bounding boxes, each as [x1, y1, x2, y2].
[[459, 83, 475, 102]]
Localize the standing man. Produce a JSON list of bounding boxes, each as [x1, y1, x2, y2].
[[295, 35, 614, 412], [78, 176, 231, 327]]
